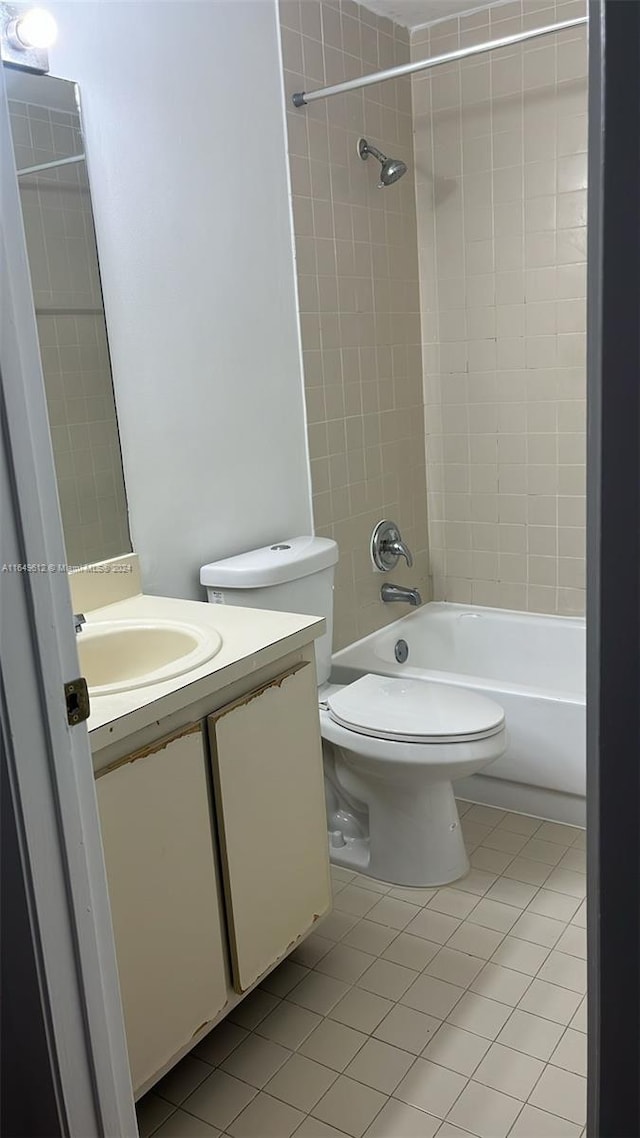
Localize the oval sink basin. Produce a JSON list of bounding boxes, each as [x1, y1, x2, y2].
[[78, 619, 223, 696]]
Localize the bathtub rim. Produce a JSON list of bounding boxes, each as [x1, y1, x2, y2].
[[331, 601, 586, 705]]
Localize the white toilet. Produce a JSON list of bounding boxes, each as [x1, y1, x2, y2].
[[200, 537, 507, 887]]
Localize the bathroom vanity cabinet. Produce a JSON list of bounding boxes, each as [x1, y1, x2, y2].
[[94, 649, 330, 1096]]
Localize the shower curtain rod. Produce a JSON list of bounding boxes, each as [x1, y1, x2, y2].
[[291, 15, 587, 106], [16, 153, 85, 177]]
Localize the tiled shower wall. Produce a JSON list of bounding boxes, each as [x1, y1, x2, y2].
[[412, 0, 587, 615], [279, 0, 430, 649], [9, 97, 130, 566]]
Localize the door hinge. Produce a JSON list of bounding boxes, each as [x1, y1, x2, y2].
[[65, 677, 90, 726]]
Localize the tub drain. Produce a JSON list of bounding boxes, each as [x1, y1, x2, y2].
[[394, 638, 409, 663]]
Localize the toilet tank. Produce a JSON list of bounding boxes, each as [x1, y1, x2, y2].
[[200, 537, 338, 684]]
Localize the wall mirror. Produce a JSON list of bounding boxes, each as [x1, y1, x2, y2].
[[5, 68, 131, 566]]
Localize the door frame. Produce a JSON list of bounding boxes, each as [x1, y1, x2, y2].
[[586, 2, 640, 1135], [0, 62, 137, 1137]]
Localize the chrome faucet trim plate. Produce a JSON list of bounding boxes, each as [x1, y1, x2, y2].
[[371, 519, 414, 571]]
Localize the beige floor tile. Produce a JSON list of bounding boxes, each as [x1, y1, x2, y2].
[[345, 1037, 414, 1094], [570, 997, 587, 1033], [556, 925, 587, 959], [428, 889, 480, 919], [466, 804, 507, 827], [518, 839, 566, 866], [497, 1010, 565, 1060], [445, 921, 505, 960], [543, 869, 586, 900], [182, 1071, 257, 1132], [290, 934, 334, 969], [401, 973, 465, 1019], [453, 869, 498, 896], [311, 1075, 387, 1138], [446, 992, 512, 1040], [537, 950, 587, 994], [529, 1066, 587, 1125], [364, 1096, 440, 1137], [329, 987, 394, 1033], [490, 936, 550, 976], [484, 878, 538, 909], [394, 1057, 467, 1119], [571, 830, 586, 850], [300, 1018, 368, 1072], [295, 1116, 352, 1137], [136, 1094, 174, 1138], [509, 1104, 583, 1137], [352, 875, 392, 895], [342, 921, 398, 957], [334, 887, 383, 919], [447, 1080, 521, 1138], [425, 947, 485, 988], [152, 1109, 221, 1136], [536, 822, 579, 847], [436, 1124, 478, 1137], [256, 1001, 322, 1050], [366, 896, 421, 930], [289, 972, 350, 1015], [374, 1004, 441, 1054], [473, 1042, 544, 1100], [332, 868, 357, 885], [264, 1053, 338, 1112], [462, 821, 494, 849], [405, 909, 461, 945], [467, 898, 521, 933], [319, 910, 360, 942], [482, 829, 530, 855], [510, 912, 565, 948], [260, 960, 309, 997], [227, 1091, 305, 1138], [315, 944, 376, 984], [558, 848, 586, 874], [357, 958, 418, 1000], [154, 1056, 214, 1106], [469, 962, 532, 1006], [496, 813, 541, 838], [194, 1022, 248, 1067], [382, 932, 439, 971], [550, 1029, 587, 1076], [422, 1023, 490, 1077], [518, 979, 582, 1025], [526, 890, 581, 922], [228, 991, 280, 1031], [221, 1035, 291, 1089], [503, 858, 554, 887], [471, 847, 514, 874], [389, 886, 439, 905]]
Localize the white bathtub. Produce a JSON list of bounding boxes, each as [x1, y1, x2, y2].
[[331, 602, 586, 826]]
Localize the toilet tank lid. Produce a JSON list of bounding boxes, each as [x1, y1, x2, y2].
[[200, 536, 338, 589]]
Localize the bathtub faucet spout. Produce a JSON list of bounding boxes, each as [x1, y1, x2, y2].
[[381, 583, 422, 606]]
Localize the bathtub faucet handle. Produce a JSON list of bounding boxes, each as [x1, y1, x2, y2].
[[371, 519, 415, 571], [383, 536, 413, 568]]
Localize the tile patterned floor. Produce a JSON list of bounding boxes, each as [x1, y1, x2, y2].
[[137, 802, 587, 1138]]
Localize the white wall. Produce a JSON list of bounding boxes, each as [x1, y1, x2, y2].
[[49, 0, 312, 600]]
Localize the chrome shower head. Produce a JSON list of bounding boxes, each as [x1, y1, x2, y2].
[[358, 137, 407, 187]]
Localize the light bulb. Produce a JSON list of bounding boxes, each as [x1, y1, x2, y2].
[[12, 8, 57, 50]]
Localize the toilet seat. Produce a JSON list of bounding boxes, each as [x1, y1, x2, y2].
[[326, 673, 505, 744]]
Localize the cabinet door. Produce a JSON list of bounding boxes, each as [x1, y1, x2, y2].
[[95, 724, 228, 1093], [208, 661, 331, 992]]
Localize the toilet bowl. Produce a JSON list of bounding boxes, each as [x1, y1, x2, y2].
[[319, 673, 507, 887], [200, 537, 507, 889]]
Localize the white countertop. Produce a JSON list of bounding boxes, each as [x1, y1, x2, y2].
[[84, 592, 324, 754]]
